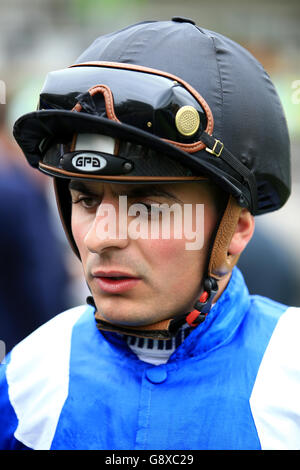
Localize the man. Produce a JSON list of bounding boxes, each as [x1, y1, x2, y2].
[[0, 18, 299, 450]]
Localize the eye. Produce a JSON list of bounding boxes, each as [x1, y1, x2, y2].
[[72, 194, 100, 210], [139, 202, 152, 213]]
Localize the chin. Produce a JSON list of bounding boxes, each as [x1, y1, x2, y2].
[[93, 296, 156, 327]]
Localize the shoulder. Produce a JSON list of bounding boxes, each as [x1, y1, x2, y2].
[[248, 303, 300, 375], [6, 304, 91, 375], [249, 306, 300, 449], [242, 294, 292, 342], [247, 300, 300, 368], [245, 295, 300, 367], [11, 304, 90, 351], [0, 304, 93, 450], [249, 293, 289, 319]]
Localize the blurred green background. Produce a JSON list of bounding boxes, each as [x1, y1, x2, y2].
[[1, 0, 299, 134], [1, 0, 299, 133]]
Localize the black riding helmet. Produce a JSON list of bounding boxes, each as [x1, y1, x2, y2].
[[13, 18, 291, 338]]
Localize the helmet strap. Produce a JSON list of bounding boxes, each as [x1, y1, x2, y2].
[[183, 195, 243, 327], [185, 277, 218, 327], [207, 194, 242, 280]]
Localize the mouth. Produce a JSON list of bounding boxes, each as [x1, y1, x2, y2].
[[92, 270, 141, 294]]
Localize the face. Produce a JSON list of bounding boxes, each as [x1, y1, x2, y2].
[[70, 180, 220, 326]]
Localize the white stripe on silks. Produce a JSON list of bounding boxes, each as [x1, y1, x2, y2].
[[250, 307, 300, 450], [6, 305, 86, 450]]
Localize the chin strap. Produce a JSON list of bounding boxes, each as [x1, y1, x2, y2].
[[88, 276, 218, 340], [185, 277, 218, 327]]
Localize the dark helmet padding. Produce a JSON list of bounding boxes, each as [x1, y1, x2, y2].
[[54, 177, 80, 258]]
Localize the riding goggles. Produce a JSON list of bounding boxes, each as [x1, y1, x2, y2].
[[38, 62, 214, 152]]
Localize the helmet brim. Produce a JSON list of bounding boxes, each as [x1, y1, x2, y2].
[[13, 108, 247, 202]]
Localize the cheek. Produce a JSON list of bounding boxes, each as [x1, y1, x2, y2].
[[140, 237, 204, 314], [138, 204, 218, 286], [143, 235, 185, 257], [141, 205, 215, 262], [141, 237, 203, 278], [71, 210, 91, 258]]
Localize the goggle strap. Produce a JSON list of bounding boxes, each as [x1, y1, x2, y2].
[[73, 85, 120, 123], [202, 131, 257, 212]]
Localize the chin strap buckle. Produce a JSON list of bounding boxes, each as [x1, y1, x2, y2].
[[186, 277, 218, 327]]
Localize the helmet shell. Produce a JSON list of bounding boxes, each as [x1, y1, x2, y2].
[[13, 19, 291, 215]]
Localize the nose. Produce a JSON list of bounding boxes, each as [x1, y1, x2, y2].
[[84, 197, 129, 254]]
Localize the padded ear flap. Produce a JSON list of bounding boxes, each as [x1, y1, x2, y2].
[[53, 178, 81, 259], [208, 195, 242, 280]]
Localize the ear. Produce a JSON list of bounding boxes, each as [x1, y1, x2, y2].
[[228, 209, 255, 256]]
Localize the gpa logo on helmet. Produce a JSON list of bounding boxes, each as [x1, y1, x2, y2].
[[72, 153, 107, 172]]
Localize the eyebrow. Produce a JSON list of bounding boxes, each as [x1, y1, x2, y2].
[[68, 180, 183, 203], [69, 180, 97, 196]]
